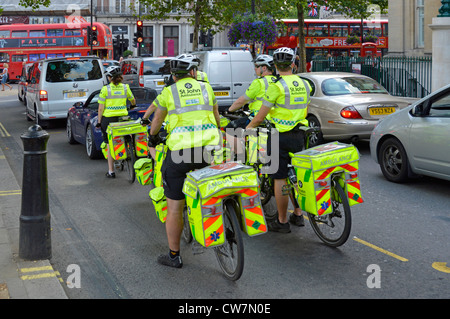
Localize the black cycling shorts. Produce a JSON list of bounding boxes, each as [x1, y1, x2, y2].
[[100, 116, 120, 143], [268, 128, 304, 179], [161, 147, 209, 200]]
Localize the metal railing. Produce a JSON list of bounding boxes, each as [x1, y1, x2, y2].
[[311, 56, 432, 98]]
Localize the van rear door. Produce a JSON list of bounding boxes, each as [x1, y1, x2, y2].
[[44, 58, 105, 118], [231, 61, 255, 102]]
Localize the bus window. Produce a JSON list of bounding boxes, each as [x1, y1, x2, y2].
[[349, 24, 361, 36], [30, 30, 46, 37], [47, 29, 64, 37], [288, 24, 306, 37], [308, 23, 328, 37], [382, 23, 388, 37], [330, 24, 348, 37], [29, 54, 45, 61], [65, 29, 81, 36], [12, 31, 28, 38], [12, 55, 28, 62], [0, 30, 9, 38], [0, 53, 9, 62]]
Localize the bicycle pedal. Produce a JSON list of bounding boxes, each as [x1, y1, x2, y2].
[[191, 241, 206, 255], [282, 184, 292, 196]]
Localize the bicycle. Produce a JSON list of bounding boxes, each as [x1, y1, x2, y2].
[[147, 133, 266, 281], [106, 117, 149, 183]]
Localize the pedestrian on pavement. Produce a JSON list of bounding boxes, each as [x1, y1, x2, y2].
[[97, 68, 136, 178], [1, 63, 12, 91], [246, 47, 311, 233]]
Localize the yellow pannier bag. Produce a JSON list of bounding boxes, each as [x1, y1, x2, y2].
[[245, 128, 269, 165], [182, 162, 267, 248], [134, 158, 153, 185], [149, 187, 167, 223], [153, 143, 167, 187], [101, 142, 108, 159], [291, 142, 363, 216], [106, 121, 147, 161], [135, 132, 149, 158]]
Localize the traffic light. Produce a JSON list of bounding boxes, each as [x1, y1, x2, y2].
[[87, 26, 92, 45], [91, 25, 98, 45], [205, 30, 213, 47], [136, 20, 144, 44], [199, 30, 206, 45]]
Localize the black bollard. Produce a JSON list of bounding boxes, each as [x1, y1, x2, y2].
[[19, 124, 51, 260]]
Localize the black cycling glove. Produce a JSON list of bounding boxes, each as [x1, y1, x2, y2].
[[140, 118, 150, 125]]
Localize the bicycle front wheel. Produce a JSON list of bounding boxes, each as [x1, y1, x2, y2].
[[308, 179, 351, 247], [214, 200, 244, 281], [124, 137, 136, 184]]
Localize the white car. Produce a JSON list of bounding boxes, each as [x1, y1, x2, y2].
[[370, 83, 450, 182]]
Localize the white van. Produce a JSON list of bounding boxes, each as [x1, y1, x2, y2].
[[26, 56, 107, 127], [192, 49, 256, 109]]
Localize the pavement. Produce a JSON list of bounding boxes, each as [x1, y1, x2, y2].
[[0, 85, 68, 299]]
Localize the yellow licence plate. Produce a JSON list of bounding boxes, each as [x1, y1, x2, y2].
[[64, 92, 86, 98], [214, 91, 229, 96], [157, 81, 165, 85], [369, 107, 395, 116]]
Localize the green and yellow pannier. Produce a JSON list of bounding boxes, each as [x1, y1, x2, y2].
[[134, 158, 153, 185], [182, 162, 267, 248], [291, 142, 363, 216], [106, 121, 148, 160], [149, 187, 168, 223]]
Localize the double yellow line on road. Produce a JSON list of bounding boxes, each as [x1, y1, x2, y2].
[[0, 122, 10, 137], [19, 266, 63, 283], [0, 190, 21, 196]]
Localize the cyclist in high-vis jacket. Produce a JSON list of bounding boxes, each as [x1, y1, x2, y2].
[[145, 54, 221, 268], [225, 54, 276, 155], [246, 47, 311, 233], [97, 69, 136, 178]]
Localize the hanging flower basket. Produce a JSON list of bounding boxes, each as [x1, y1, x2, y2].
[[346, 35, 360, 45], [227, 14, 277, 47], [363, 35, 378, 43]]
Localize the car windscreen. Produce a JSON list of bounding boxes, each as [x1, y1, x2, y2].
[[322, 77, 388, 96], [45, 59, 103, 82], [143, 59, 171, 76]]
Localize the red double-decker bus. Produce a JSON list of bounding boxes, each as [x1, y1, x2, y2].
[[0, 22, 113, 82], [267, 19, 388, 61]]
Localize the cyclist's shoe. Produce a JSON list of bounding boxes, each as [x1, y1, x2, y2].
[[268, 218, 291, 233], [105, 172, 116, 178], [157, 254, 183, 268], [289, 213, 305, 227]]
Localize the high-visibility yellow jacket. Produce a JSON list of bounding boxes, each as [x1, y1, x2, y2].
[[153, 77, 220, 151], [98, 83, 134, 117], [262, 75, 311, 132]]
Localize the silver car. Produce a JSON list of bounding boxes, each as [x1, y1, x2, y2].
[[298, 72, 414, 144], [370, 84, 450, 182]]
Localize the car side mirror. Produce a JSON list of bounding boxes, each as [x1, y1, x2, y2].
[[73, 102, 84, 109]]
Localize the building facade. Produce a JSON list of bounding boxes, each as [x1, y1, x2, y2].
[[388, 0, 441, 56], [0, 0, 230, 60]]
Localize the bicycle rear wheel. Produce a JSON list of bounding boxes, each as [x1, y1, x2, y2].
[[124, 137, 136, 184], [307, 179, 351, 247], [214, 200, 244, 281]]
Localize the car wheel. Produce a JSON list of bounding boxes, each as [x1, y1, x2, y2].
[[306, 115, 324, 147], [66, 117, 77, 144], [379, 137, 409, 183], [86, 124, 103, 159]]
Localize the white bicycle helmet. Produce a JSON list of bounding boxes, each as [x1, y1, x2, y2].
[[253, 54, 274, 69], [105, 65, 121, 77], [273, 47, 295, 66], [170, 54, 200, 74]]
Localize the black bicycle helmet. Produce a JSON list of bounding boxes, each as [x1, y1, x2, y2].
[[253, 54, 274, 69], [273, 47, 295, 66], [170, 54, 200, 74]]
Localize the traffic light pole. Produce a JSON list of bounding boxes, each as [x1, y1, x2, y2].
[[90, 0, 93, 55]]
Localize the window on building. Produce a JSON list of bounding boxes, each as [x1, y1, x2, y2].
[[141, 26, 154, 56], [416, 0, 425, 48], [163, 26, 179, 57], [116, 0, 128, 14]]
